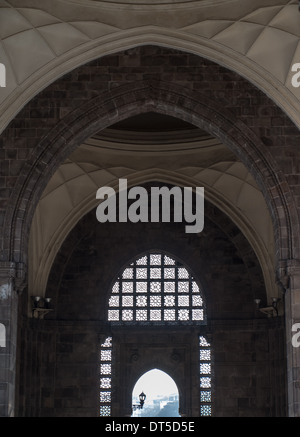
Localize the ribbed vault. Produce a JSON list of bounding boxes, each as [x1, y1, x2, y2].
[[0, 0, 300, 132]]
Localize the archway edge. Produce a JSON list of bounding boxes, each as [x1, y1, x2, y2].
[[1, 28, 300, 134], [5, 79, 298, 281]]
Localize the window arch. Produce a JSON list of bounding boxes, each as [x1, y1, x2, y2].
[[107, 252, 206, 325]]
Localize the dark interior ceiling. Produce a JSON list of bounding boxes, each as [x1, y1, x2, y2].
[[110, 112, 199, 132], [95, 112, 211, 144]]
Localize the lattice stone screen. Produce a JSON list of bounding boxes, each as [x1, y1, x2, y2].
[[108, 253, 205, 325], [99, 336, 112, 417], [199, 335, 212, 416], [100, 252, 211, 416]]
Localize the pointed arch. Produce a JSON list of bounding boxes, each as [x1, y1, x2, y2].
[[5, 79, 297, 282]]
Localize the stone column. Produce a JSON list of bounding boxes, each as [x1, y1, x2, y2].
[[0, 262, 24, 417], [284, 260, 300, 417]]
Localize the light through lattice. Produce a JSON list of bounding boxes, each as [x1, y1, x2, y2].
[[108, 253, 205, 325], [99, 337, 112, 417], [199, 335, 212, 416]]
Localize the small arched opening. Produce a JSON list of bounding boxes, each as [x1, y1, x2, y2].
[[132, 369, 180, 417]]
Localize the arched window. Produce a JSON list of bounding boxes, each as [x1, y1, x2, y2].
[[107, 252, 205, 325], [99, 252, 212, 417]]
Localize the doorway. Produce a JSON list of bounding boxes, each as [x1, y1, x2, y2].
[[132, 369, 180, 417]]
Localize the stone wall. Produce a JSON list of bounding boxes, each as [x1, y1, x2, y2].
[[17, 203, 287, 417]]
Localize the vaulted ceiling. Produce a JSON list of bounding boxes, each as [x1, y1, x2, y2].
[[29, 113, 275, 303], [0, 0, 299, 131]]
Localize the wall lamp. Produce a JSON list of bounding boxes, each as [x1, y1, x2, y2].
[[254, 297, 280, 317], [132, 392, 146, 411], [31, 296, 53, 319]]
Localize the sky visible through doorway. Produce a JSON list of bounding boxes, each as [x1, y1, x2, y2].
[[132, 369, 180, 417]]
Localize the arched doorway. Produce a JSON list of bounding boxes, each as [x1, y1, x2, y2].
[[99, 251, 212, 417], [131, 369, 180, 417]]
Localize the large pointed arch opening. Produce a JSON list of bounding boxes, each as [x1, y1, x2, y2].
[[2, 44, 293, 417]]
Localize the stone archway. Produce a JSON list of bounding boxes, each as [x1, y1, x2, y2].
[[5, 79, 297, 272], [1, 46, 299, 416]]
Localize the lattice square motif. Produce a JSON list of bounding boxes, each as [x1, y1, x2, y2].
[[100, 378, 111, 389], [150, 295, 161, 307], [200, 363, 211, 374], [122, 296, 133, 307], [100, 364, 111, 375], [200, 391, 211, 403], [122, 309, 133, 321], [164, 309, 175, 321], [100, 405, 111, 416], [178, 281, 189, 293], [136, 309, 147, 321], [150, 309, 161, 321], [109, 296, 119, 307], [192, 295, 203, 306], [108, 310, 119, 321], [136, 296, 147, 307], [164, 268, 175, 279], [100, 391, 111, 403], [200, 350, 211, 361], [150, 254, 161, 265], [200, 405, 211, 416], [136, 268, 147, 279], [150, 268, 161, 279], [178, 295, 189, 306], [136, 281, 147, 293], [178, 309, 189, 320], [192, 309, 203, 320], [122, 282, 133, 293], [164, 295, 175, 307], [150, 282, 161, 293], [200, 377, 211, 388], [101, 350, 111, 361], [164, 282, 175, 293]]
